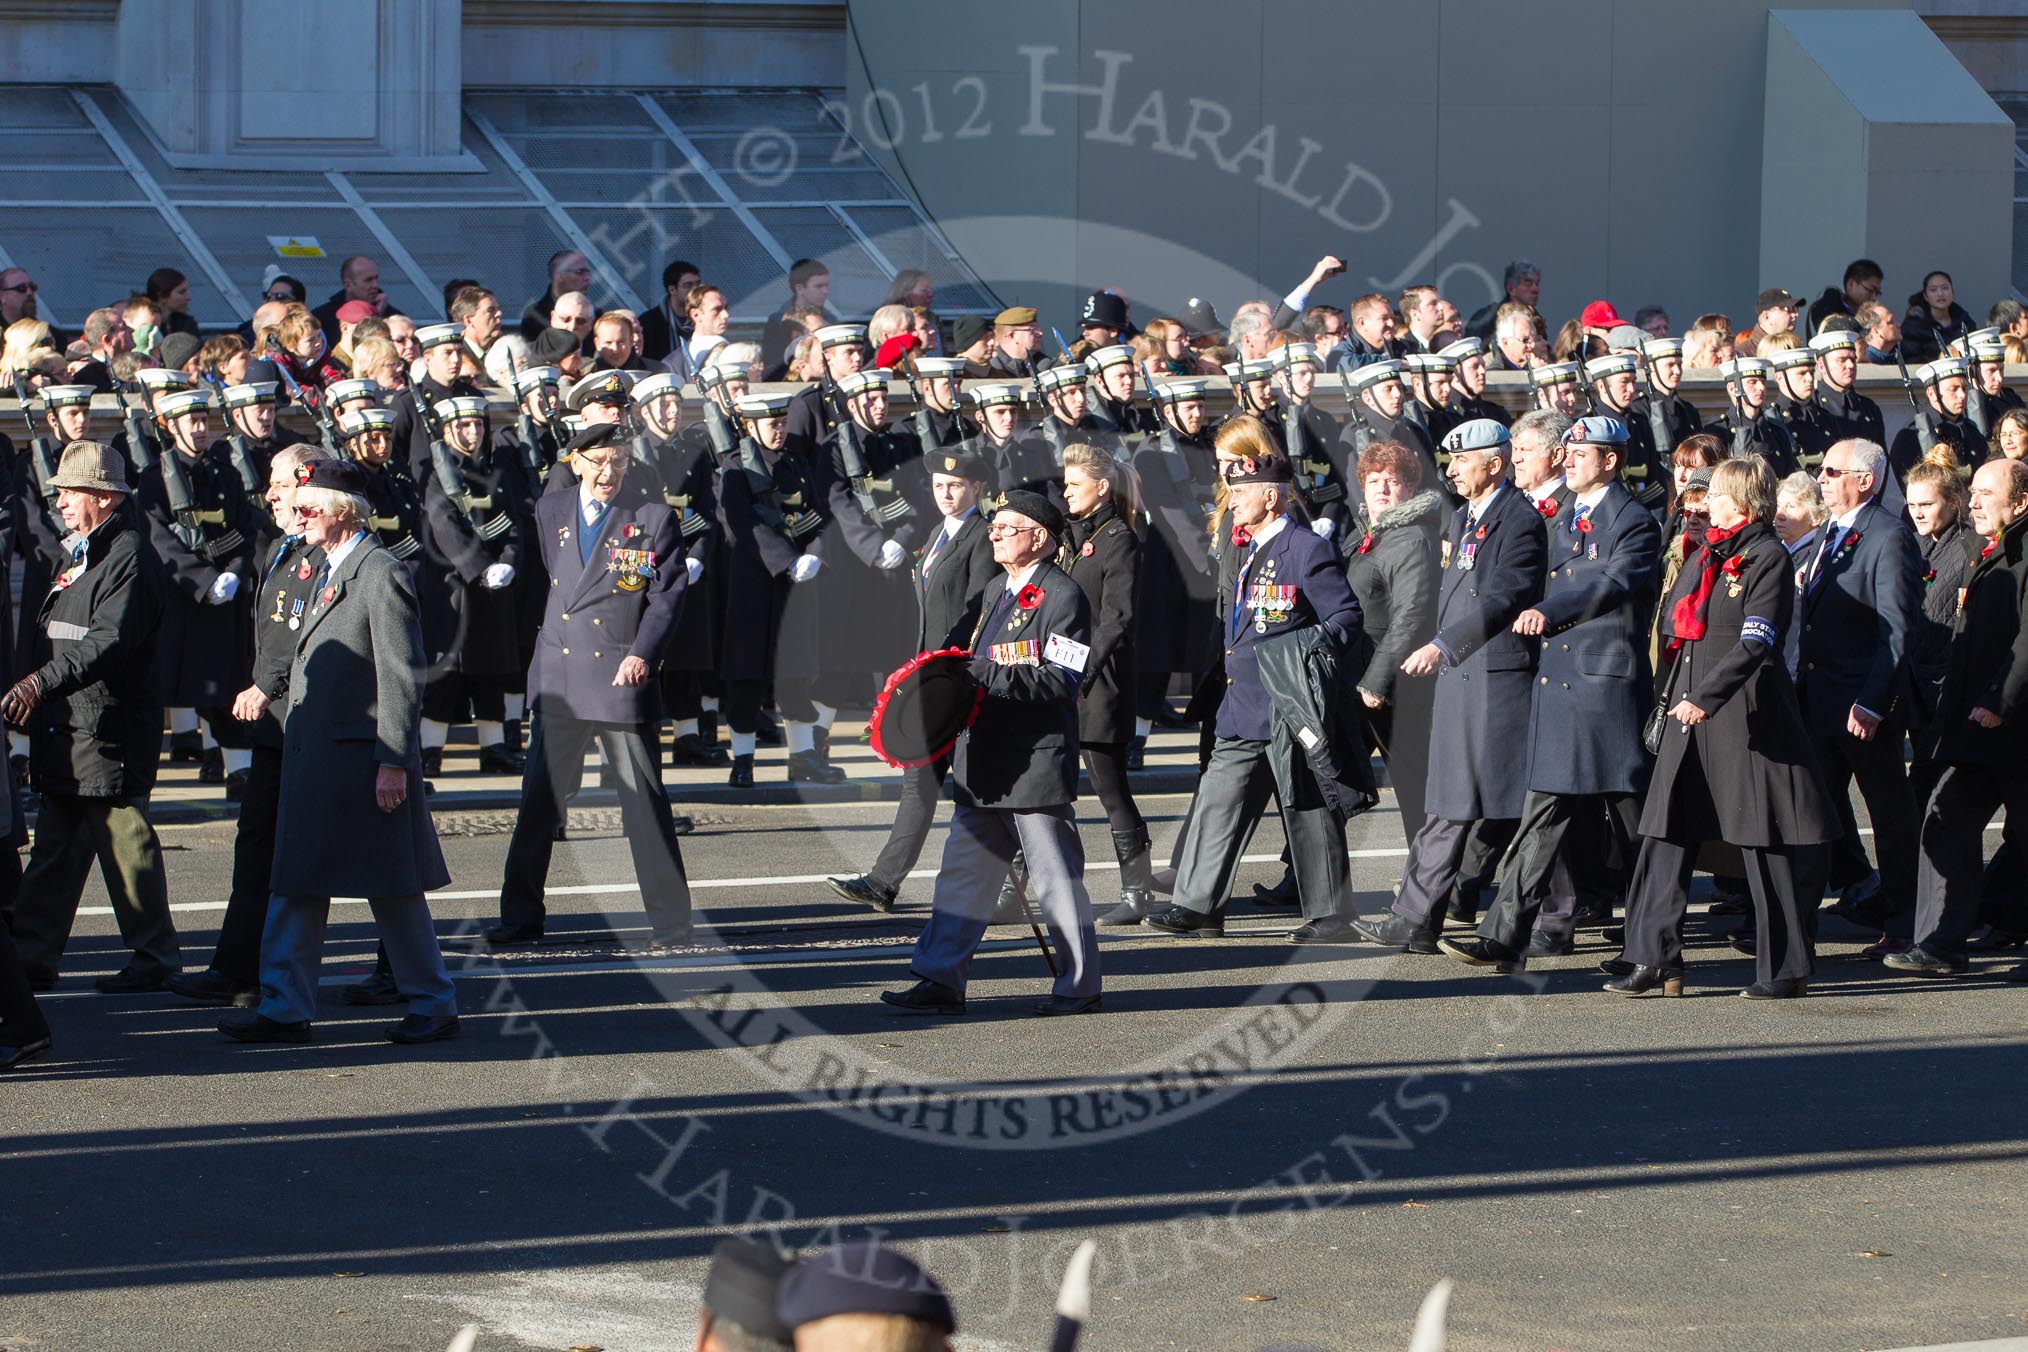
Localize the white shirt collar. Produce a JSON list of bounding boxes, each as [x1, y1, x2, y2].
[[1004, 560, 1043, 594], [1523, 478, 1563, 505], [1576, 482, 1612, 512], [578, 485, 612, 524], [1246, 514, 1290, 548], [322, 529, 365, 574], [1831, 502, 1866, 532], [941, 505, 975, 539], [1468, 480, 1507, 518]]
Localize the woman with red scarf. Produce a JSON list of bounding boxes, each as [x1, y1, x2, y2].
[[1605, 457, 1841, 999]]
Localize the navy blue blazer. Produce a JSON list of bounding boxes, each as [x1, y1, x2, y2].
[[1215, 517, 1360, 742], [1525, 481, 1662, 796], [527, 489, 687, 725], [1796, 496, 1923, 733]]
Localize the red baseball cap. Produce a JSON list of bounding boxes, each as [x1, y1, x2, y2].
[[1579, 300, 1626, 329], [336, 299, 376, 324]]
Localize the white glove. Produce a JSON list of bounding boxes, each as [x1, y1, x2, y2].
[[1311, 517, 1336, 539], [876, 539, 907, 570], [482, 562, 515, 590], [685, 556, 704, 584], [207, 573, 240, 605], [790, 553, 822, 583]]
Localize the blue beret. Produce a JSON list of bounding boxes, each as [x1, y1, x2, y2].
[[776, 1242, 955, 1334], [703, 1238, 796, 1343], [1441, 418, 1511, 454], [1565, 415, 1630, 446]]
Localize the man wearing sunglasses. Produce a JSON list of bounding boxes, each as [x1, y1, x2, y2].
[[0, 268, 38, 326]]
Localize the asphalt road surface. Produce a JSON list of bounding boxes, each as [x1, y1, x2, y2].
[[4, 748, 2026, 1352]]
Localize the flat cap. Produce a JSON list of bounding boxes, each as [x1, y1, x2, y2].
[[777, 1242, 955, 1336], [157, 332, 202, 373], [1441, 418, 1512, 454], [703, 1238, 796, 1345], [992, 488, 1066, 540], [1564, 414, 1630, 446], [1756, 287, 1802, 312], [1606, 324, 1646, 354]]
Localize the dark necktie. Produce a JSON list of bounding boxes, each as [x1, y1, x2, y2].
[[1811, 524, 1841, 586], [974, 586, 1016, 655], [920, 525, 948, 590]]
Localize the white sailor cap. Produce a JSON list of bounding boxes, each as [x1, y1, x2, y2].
[[1565, 415, 1630, 446], [1084, 343, 1136, 372], [566, 368, 636, 411], [434, 396, 488, 423], [735, 391, 796, 419], [1583, 353, 1639, 381], [1968, 328, 2008, 361], [1719, 357, 1770, 380], [340, 407, 397, 436], [1276, 341, 1322, 369], [1155, 376, 1216, 402], [1441, 418, 1511, 454], [416, 322, 463, 350], [631, 371, 681, 403], [696, 362, 745, 391], [1807, 330, 1858, 355], [1528, 361, 1579, 388], [1036, 362, 1088, 391], [913, 356, 968, 378], [1642, 336, 1686, 360], [1403, 352, 1456, 375], [1919, 357, 1968, 383], [156, 388, 213, 419], [837, 369, 889, 398], [968, 381, 1026, 408], [1436, 337, 1483, 363], [815, 323, 867, 350], [136, 367, 194, 393], [325, 378, 381, 407], [221, 382, 280, 410], [509, 365, 563, 395], [38, 384, 96, 410], [1765, 347, 1816, 372], [1347, 359, 1405, 389]]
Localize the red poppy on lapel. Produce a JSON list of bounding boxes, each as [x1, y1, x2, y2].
[[1474, 524, 1488, 540], [1016, 584, 1043, 610], [1536, 499, 1558, 518], [1576, 516, 1594, 534], [1981, 534, 1999, 560], [622, 522, 641, 539], [319, 586, 337, 607], [1080, 541, 1094, 557], [296, 562, 313, 580], [1355, 533, 1375, 555], [1720, 553, 1745, 578], [1231, 525, 1252, 548]]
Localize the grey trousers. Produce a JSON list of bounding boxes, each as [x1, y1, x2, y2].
[[259, 892, 458, 1024], [1172, 737, 1354, 923], [909, 803, 1101, 1000]]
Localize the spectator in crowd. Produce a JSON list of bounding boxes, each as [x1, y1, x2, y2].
[[451, 285, 505, 374], [69, 308, 133, 393], [197, 334, 249, 388], [1990, 297, 2028, 343], [1810, 258, 1883, 337], [350, 336, 407, 394], [386, 313, 421, 369], [1733, 288, 1802, 358], [549, 291, 595, 352], [121, 296, 164, 356], [2, 318, 55, 384], [881, 268, 934, 310], [1856, 301, 1901, 363], [1682, 314, 1733, 371], [910, 306, 941, 356], [786, 331, 823, 382], [1487, 303, 1539, 372], [639, 257, 700, 363], [1995, 407, 2028, 460], [145, 268, 200, 339], [519, 249, 593, 340], [1636, 306, 1671, 338], [312, 255, 391, 345], [1464, 258, 1541, 344], [1397, 284, 1446, 353], [1901, 269, 1975, 363], [0, 266, 39, 327], [952, 314, 993, 378], [989, 305, 1046, 378], [591, 310, 639, 371], [272, 305, 342, 392], [669, 284, 730, 384], [759, 259, 833, 382], [1342, 292, 1404, 368], [867, 304, 913, 360]]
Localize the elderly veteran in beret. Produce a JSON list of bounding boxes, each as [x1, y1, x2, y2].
[[6, 442, 181, 995], [220, 458, 459, 1045]]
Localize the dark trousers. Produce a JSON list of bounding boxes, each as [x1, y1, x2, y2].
[[1623, 835, 1823, 984], [1082, 741, 1144, 836], [869, 755, 951, 893], [500, 715, 692, 940], [1480, 790, 1641, 950], [1450, 817, 1517, 912], [1393, 815, 1517, 929], [0, 848, 49, 1043], [12, 795, 178, 976], [210, 744, 284, 986], [1811, 721, 1918, 906], [1912, 763, 2028, 960], [1364, 690, 1430, 848], [1172, 737, 1353, 924], [725, 677, 815, 731]]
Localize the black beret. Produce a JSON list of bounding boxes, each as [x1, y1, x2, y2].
[[295, 458, 369, 495], [564, 423, 622, 455], [1223, 454, 1294, 486], [241, 357, 282, 386], [993, 487, 1066, 538], [703, 1238, 796, 1345], [953, 315, 992, 352], [776, 1242, 955, 1334], [528, 326, 582, 367], [926, 449, 990, 482]]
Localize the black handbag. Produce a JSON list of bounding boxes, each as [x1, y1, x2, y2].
[[1642, 699, 1669, 755]]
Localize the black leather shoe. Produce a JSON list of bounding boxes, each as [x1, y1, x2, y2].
[[1572, 899, 1615, 927], [1126, 736, 1145, 770], [1444, 895, 1479, 928], [1882, 947, 1970, 977], [219, 1012, 312, 1043], [420, 747, 445, 776], [166, 969, 258, 1008], [1740, 978, 1809, 999], [483, 923, 544, 948], [504, 719, 524, 755], [2001, 962, 2028, 983], [880, 979, 966, 1015], [1351, 913, 1439, 954], [386, 1014, 461, 1044], [827, 875, 897, 913], [1251, 873, 1299, 908], [1601, 925, 1626, 946], [1438, 935, 1523, 969], [811, 724, 832, 760], [1289, 916, 1358, 944], [198, 747, 225, 783], [225, 769, 249, 803], [478, 743, 524, 775], [785, 750, 846, 785], [1035, 994, 1101, 1016], [1099, 888, 1156, 925], [1598, 957, 1636, 977], [1144, 904, 1225, 937], [0, 1035, 52, 1070], [95, 965, 174, 994], [1522, 933, 1574, 959], [342, 972, 405, 1006], [728, 754, 754, 788], [1730, 933, 1758, 957], [1707, 886, 1751, 916], [1969, 927, 2028, 952], [168, 730, 204, 764], [1602, 965, 1684, 997], [669, 732, 731, 767]]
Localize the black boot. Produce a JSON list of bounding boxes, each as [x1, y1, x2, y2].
[[699, 709, 721, 751], [168, 729, 204, 764], [478, 743, 524, 775], [420, 746, 445, 776], [786, 749, 846, 785], [504, 718, 524, 755], [727, 754, 754, 789], [990, 852, 1030, 924], [811, 723, 832, 761], [1100, 827, 1156, 924], [754, 710, 785, 746], [1126, 736, 1146, 771], [669, 732, 731, 767], [198, 746, 226, 784]]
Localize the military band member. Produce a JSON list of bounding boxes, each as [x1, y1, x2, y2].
[[1890, 357, 1988, 482], [718, 392, 832, 787], [1709, 357, 1800, 476], [632, 371, 727, 768], [828, 449, 997, 913], [417, 395, 531, 777], [487, 424, 694, 949], [401, 322, 482, 482], [1441, 337, 1511, 428], [964, 382, 1057, 501], [1584, 351, 1670, 514], [905, 355, 969, 449], [785, 323, 865, 466], [1263, 342, 1352, 538], [140, 387, 260, 788], [1130, 375, 1220, 742], [1085, 344, 1156, 437], [880, 490, 1102, 1016], [822, 368, 932, 712]]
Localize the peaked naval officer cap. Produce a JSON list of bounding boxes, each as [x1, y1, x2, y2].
[[156, 388, 213, 419], [1437, 336, 1483, 362], [416, 322, 463, 350], [1565, 414, 1630, 446], [1528, 361, 1579, 389], [837, 368, 889, 398], [1441, 418, 1512, 454], [735, 391, 797, 419], [1084, 343, 1137, 372], [1920, 357, 1968, 384], [39, 384, 96, 410], [1277, 341, 1322, 369], [631, 371, 681, 403], [913, 356, 968, 377], [509, 365, 563, 395], [1154, 375, 1216, 402], [1347, 359, 1405, 389], [325, 377, 381, 406], [222, 382, 280, 410], [340, 407, 397, 436], [1642, 336, 1686, 359], [1036, 362, 1087, 391], [969, 381, 1026, 408], [1766, 346, 1817, 372], [1583, 352, 1639, 381], [435, 395, 489, 422], [815, 323, 866, 349], [1719, 356, 1771, 380], [136, 367, 194, 392], [566, 368, 636, 411], [1404, 351, 1457, 374], [1807, 329, 1858, 355]]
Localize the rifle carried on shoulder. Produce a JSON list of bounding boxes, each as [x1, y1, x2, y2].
[[10, 373, 59, 507]]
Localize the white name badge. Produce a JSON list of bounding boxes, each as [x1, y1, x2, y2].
[[1044, 632, 1091, 673]]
